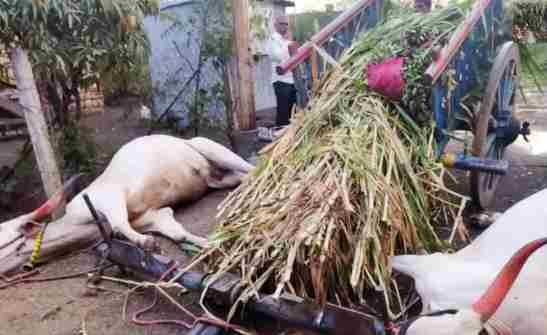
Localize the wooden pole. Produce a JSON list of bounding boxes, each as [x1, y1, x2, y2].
[[310, 48, 319, 84], [9, 47, 63, 210], [231, 0, 256, 131]]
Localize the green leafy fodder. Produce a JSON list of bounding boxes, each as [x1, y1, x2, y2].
[[199, 4, 468, 318]]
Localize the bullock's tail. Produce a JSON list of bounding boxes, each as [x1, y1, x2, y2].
[[186, 137, 254, 173]]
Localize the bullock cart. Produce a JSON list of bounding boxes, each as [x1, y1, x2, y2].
[[1, 2, 532, 334], [281, 0, 529, 210], [91, 2, 535, 333], [82, 195, 384, 335], [92, 2, 532, 333], [424, 0, 528, 209]]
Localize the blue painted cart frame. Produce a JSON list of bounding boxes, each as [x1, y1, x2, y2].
[[278, 0, 386, 108], [282, 0, 525, 209], [426, 0, 527, 209]]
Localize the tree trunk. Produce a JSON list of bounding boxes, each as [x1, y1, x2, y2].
[[74, 87, 82, 121], [46, 80, 62, 124], [60, 80, 73, 126], [9, 47, 63, 205], [221, 59, 237, 150]]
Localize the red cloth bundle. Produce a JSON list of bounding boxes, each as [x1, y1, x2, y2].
[[366, 57, 405, 100]]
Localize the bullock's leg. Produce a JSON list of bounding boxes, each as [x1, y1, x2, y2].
[[206, 171, 247, 189], [100, 203, 157, 251], [187, 137, 255, 173], [469, 211, 503, 228], [132, 207, 209, 248], [77, 189, 157, 250]]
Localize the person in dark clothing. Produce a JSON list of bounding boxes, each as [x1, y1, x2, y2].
[[415, 0, 432, 12], [273, 80, 297, 127]]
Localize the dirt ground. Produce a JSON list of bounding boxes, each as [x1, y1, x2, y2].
[[0, 92, 546, 335], [0, 189, 229, 335]]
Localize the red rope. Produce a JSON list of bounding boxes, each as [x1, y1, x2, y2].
[[130, 261, 246, 333], [158, 260, 179, 282], [130, 290, 247, 333], [0, 269, 40, 284], [0, 265, 110, 290], [131, 289, 195, 328]]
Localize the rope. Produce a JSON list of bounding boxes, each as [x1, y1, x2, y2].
[[23, 222, 49, 271], [0, 265, 112, 290], [109, 262, 248, 334], [130, 288, 247, 333]]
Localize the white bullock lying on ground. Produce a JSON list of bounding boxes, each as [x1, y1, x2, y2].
[[0, 135, 254, 274], [391, 188, 547, 335]]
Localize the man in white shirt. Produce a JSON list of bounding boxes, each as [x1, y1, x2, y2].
[[268, 15, 299, 129]]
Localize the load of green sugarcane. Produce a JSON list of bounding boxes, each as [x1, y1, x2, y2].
[[198, 3, 473, 318]]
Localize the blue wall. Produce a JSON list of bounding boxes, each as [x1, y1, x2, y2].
[[143, 0, 226, 128]]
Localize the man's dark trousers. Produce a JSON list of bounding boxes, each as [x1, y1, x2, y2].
[[274, 81, 297, 127]]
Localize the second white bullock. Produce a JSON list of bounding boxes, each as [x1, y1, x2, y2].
[[391, 188, 547, 334]]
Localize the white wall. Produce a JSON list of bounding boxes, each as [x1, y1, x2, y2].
[[290, 0, 336, 13]]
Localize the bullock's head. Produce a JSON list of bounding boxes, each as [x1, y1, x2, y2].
[[387, 238, 547, 335]]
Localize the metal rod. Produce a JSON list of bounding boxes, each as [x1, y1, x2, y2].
[[82, 194, 110, 242], [425, 0, 492, 83], [99, 239, 380, 335], [278, 0, 376, 75], [441, 153, 509, 175]]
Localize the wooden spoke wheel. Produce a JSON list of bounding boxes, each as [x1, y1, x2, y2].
[[470, 42, 520, 210]]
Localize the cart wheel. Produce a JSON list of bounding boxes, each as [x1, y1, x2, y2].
[[470, 42, 520, 210]]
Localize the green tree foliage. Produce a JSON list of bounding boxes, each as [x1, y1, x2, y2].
[[512, 1, 547, 34], [291, 11, 339, 44], [0, 0, 160, 195], [0, 0, 160, 125]]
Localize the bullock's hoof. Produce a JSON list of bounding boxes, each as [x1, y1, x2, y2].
[[469, 211, 502, 228], [195, 238, 210, 249], [140, 235, 158, 252], [194, 238, 211, 250], [247, 155, 258, 166]]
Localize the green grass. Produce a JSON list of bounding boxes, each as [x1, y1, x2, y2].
[[520, 42, 547, 89]]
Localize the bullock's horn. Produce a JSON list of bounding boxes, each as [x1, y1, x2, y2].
[[30, 174, 83, 221], [472, 238, 547, 321]]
